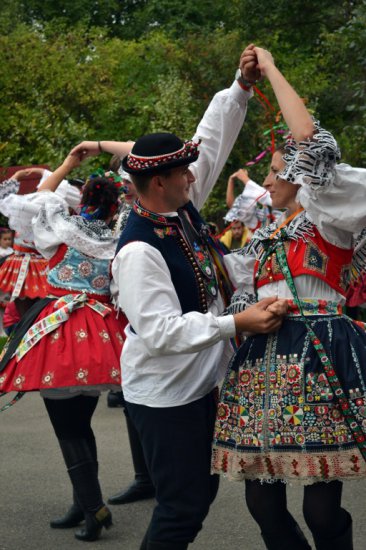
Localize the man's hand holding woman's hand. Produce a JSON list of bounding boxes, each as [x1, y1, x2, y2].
[[233, 296, 287, 335]]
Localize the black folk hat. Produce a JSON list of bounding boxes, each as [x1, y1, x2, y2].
[[122, 132, 200, 175]]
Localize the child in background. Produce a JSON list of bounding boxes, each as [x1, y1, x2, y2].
[[0, 229, 14, 335], [0, 228, 13, 258]]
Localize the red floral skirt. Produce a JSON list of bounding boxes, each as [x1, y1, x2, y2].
[[0, 300, 127, 392], [0, 254, 48, 299]]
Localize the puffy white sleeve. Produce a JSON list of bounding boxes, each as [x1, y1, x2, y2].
[[189, 81, 253, 211], [0, 190, 68, 247], [297, 163, 366, 247], [279, 123, 366, 247], [223, 249, 257, 314]]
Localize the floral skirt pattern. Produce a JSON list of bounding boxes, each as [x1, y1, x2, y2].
[[0, 300, 127, 392], [0, 253, 48, 299], [212, 313, 366, 484]]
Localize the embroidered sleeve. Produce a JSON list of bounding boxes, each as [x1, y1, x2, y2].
[[280, 121, 340, 189]]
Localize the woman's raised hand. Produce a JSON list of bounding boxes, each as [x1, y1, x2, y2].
[[253, 47, 275, 78]]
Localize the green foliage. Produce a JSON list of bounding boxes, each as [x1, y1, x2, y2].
[[0, 0, 365, 219], [0, 336, 7, 352]]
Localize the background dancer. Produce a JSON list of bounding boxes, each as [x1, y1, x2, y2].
[[0, 147, 131, 542]]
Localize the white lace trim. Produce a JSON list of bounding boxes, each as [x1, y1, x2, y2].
[[35, 204, 117, 259], [0, 178, 20, 203]]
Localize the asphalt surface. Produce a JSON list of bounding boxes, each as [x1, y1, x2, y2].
[[1, 392, 366, 550]]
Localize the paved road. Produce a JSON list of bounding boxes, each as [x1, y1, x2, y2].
[[1, 392, 365, 549]]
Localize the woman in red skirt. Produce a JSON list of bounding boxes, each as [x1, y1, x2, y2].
[[0, 148, 131, 541]]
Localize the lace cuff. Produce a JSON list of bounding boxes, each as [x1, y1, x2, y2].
[[223, 289, 256, 315]]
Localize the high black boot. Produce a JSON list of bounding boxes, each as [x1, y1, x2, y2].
[[261, 514, 312, 550], [50, 435, 98, 529], [58, 438, 112, 542], [108, 415, 155, 505], [313, 511, 353, 550], [50, 490, 84, 528]]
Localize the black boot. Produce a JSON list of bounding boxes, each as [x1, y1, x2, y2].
[[313, 511, 353, 550], [58, 438, 112, 542], [108, 415, 155, 505], [75, 505, 112, 542], [50, 490, 84, 528], [261, 514, 312, 550], [50, 436, 98, 529]]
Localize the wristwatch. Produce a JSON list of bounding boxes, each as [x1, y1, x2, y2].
[[235, 68, 256, 90]]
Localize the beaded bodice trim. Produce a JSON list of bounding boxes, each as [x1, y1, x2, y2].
[[133, 200, 218, 310]]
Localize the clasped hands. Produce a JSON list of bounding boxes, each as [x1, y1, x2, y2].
[[233, 296, 288, 335]]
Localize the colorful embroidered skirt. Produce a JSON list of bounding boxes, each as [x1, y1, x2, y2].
[[0, 253, 48, 300], [0, 296, 127, 393], [212, 310, 366, 484]]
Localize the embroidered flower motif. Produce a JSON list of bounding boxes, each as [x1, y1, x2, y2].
[[217, 402, 230, 421], [99, 330, 110, 343], [238, 369, 251, 386], [330, 407, 343, 422], [314, 405, 329, 416], [287, 364, 301, 384], [75, 328, 88, 342], [91, 275, 109, 290], [58, 264, 74, 282], [0, 373, 7, 387], [110, 367, 120, 380], [50, 330, 60, 343], [295, 434, 305, 445], [42, 372, 54, 386], [78, 261, 93, 277], [76, 368, 88, 383], [14, 374, 26, 389], [154, 228, 165, 239]]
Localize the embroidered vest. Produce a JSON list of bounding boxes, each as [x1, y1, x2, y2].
[[116, 201, 218, 314], [47, 243, 111, 301], [255, 225, 353, 297]]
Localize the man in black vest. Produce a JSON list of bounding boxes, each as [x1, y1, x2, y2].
[[111, 45, 287, 550]]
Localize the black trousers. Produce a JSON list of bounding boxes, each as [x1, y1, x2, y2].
[[126, 391, 219, 544]]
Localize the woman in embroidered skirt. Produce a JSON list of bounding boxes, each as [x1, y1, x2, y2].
[[0, 168, 82, 317], [212, 47, 366, 549], [0, 148, 131, 542], [0, 170, 50, 315]]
